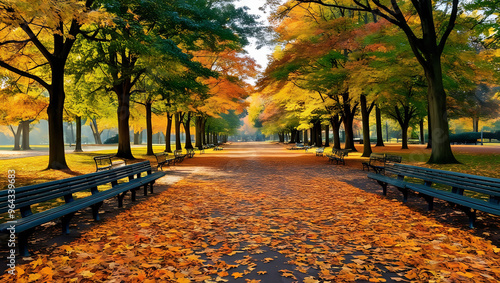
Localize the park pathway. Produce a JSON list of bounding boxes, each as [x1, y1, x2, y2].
[[4, 142, 500, 282]]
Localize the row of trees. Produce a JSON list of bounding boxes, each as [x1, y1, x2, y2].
[[0, 0, 262, 170], [251, 0, 500, 163]]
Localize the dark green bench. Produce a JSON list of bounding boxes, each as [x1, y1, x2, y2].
[[187, 148, 196, 158], [325, 148, 348, 165], [315, 147, 325, 156], [0, 161, 165, 256], [154, 152, 176, 170], [173, 150, 187, 163], [368, 163, 500, 228], [93, 154, 126, 172], [362, 153, 402, 173]]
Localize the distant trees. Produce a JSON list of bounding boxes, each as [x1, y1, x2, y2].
[[254, 0, 500, 164]]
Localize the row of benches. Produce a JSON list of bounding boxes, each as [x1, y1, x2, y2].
[[154, 149, 195, 170], [0, 161, 165, 256]]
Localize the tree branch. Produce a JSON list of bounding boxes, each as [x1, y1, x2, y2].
[[0, 60, 49, 89]]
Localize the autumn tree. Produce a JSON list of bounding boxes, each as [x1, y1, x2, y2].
[[280, 0, 463, 163], [0, 79, 48, 150], [0, 0, 107, 169]]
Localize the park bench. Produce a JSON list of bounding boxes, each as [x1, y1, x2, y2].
[[362, 153, 402, 173], [93, 154, 126, 172], [174, 149, 187, 163], [187, 148, 196, 157], [325, 148, 348, 165], [315, 147, 325, 156], [368, 163, 500, 228], [154, 152, 176, 170], [0, 161, 165, 256], [214, 145, 223, 151], [288, 143, 306, 150]]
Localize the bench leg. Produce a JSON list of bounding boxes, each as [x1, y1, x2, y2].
[[376, 181, 388, 196], [117, 192, 127, 208], [423, 195, 434, 211], [397, 187, 408, 203], [132, 188, 138, 200], [18, 230, 33, 257], [61, 212, 75, 234], [91, 202, 103, 221], [461, 207, 477, 229], [149, 182, 154, 194]]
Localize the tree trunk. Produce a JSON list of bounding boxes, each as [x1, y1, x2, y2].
[[360, 95, 372, 157], [183, 112, 194, 149], [68, 121, 74, 147], [401, 123, 409, 149], [175, 112, 182, 150], [47, 72, 69, 169], [146, 102, 154, 155], [341, 91, 357, 151], [201, 117, 207, 146], [419, 118, 425, 144], [315, 121, 323, 147], [425, 57, 457, 163], [303, 130, 308, 144], [115, 87, 134, 159], [426, 106, 432, 149], [195, 116, 203, 149], [375, 105, 384, 147], [90, 118, 102, 144], [329, 115, 342, 149], [10, 124, 22, 150], [290, 129, 297, 143], [472, 117, 479, 132], [21, 120, 31, 150], [74, 116, 83, 152], [324, 124, 330, 147], [164, 113, 172, 152]]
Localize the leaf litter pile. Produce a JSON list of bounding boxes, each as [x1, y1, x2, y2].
[[5, 143, 500, 282]]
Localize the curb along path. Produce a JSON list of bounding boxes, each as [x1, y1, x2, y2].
[[3, 142, 500, 282]]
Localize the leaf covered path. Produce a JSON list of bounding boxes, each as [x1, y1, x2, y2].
[[5, 142, 500, 282]]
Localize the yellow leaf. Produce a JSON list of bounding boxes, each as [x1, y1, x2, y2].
[[28, 273, 42, 282], [257, 271, 267, 275], [80, 270, 95, 278], [176, 277, 190, 283], [303, 276, 320, 283], [232, 272, 244, 279], [217, 271, 229, 277]]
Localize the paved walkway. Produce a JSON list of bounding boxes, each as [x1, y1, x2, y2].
[[2, 142, 500, 282]]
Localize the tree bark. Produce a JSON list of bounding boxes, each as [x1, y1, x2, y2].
[[195, 115, 203, 149], [146, 102, 154, 155], [201, 117, 207, 146], [74, 116, 83, 152], [21, 120, 31, 150], [164, 113, 173, 152], [90, 118, 103, 144], [47, 65, 69, 169], [329, 115, 342, 149], [425, 56, 457, 163], [419, 118, 425, 144], [10, 124, 22, 150], [360, 95, 372, 157], [183, 112, 194, 149], [324, 124, 330, 147], [175, 112, 182, 150], [375, 105, 385, 147], [115, 86, 134, 159]]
